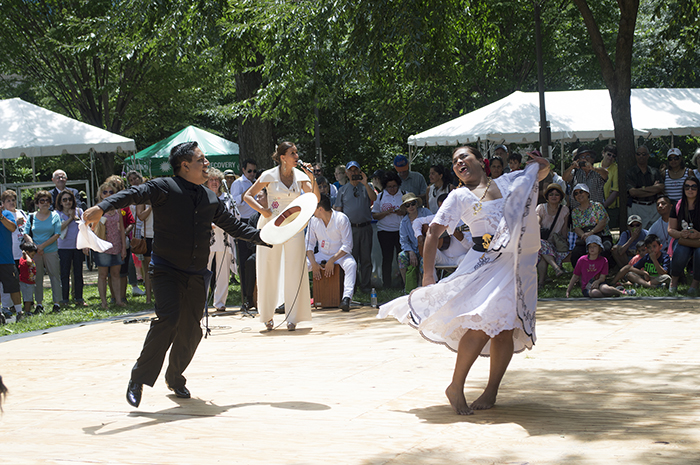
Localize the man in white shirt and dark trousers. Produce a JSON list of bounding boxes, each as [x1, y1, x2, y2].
[[230, 158, 258, 311], [306, 194, 357, 311]]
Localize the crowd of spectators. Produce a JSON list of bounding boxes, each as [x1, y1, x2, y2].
[[3, 142, 700, 325]]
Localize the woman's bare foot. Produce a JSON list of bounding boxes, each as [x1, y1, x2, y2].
[[471, 388, 497, 410], [446, 383, 473, 415], [101, 302, 109, 309], [115, 301, 127, 307]]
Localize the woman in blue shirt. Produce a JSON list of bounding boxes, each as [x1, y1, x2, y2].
[[26, 190, 62, 313]]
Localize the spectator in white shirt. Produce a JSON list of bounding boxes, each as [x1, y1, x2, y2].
[[306, 194, 356, 311], [230, 159, 258, 309]]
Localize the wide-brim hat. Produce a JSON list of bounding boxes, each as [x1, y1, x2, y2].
[[400, 192, 422, 208], [544, 183, 565, 198], [572, 183, 590, 195], [260, 193, 318, 245]]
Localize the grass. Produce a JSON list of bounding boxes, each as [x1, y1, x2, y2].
[[2, 266, 693, 337]]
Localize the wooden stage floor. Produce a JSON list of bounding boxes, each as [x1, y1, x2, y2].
[[1, 298, 699, 464]]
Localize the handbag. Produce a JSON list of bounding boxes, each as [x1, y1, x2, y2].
[[550, 232, 570, 253], [540, 205, 563, 241], [131, 237, 147, 255], [94, 217, 107, 240], [575, 225, 595, 246]]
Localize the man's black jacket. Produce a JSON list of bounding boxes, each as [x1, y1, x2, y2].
[[97, 176, 266, 271]]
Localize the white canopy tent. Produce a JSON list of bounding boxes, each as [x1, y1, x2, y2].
[[408, 88, 700, 150], [0, 97, 136, 203]]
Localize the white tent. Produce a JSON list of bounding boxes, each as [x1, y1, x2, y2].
[[408, 88, 700, 147], [0, 97, 136, 158]]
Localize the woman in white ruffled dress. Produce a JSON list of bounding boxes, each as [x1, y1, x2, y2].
[[378, 146, 549, 415]]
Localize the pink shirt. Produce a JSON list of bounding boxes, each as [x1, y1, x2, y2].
[[573, 255, 609, 290]]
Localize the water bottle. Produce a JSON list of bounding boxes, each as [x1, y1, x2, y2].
[[370, 288, 377, 308]]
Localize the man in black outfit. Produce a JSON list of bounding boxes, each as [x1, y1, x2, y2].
[[83, 142, 269, 408]]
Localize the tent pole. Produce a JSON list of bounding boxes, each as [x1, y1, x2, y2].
[[31, 157, 36, 182], [560, 140, 565, 174]]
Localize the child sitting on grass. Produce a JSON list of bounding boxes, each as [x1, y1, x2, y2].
[[610, 234, 671, 289], [18, 240, 38, 314], [566, 235, 635, 298], [628, 241, 648, 267]]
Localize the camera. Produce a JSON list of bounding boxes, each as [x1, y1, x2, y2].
[[352, 174, 362, 181], [578, 160, 586, 167]]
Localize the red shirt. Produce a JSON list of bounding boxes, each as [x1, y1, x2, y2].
[[19, 256, 36, 284]]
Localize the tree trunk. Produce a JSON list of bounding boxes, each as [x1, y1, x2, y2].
[[572, 0, 639, 231], [235, 54, 276, 172]]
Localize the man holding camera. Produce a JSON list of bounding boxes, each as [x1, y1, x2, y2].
[[563, 146, 608, 209], [334, 161, 377, 294]]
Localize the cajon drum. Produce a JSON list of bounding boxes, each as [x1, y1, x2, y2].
[[312, 264, 344, 309]]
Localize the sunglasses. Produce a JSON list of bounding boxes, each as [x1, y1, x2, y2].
[[246, 169, 257, 174], [684, 185, 698, 191], [636, 152, 649, 156], [38, 198, 51, 204], [102, 190, 115, 195], [405, 201, 417, 207], [668, 156, 680, 161]]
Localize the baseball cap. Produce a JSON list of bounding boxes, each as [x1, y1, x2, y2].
[[393, 155, 409, 172], [667, 148, 682, 157], [627, 214, 642, 226], [346, 161, 360, 170], [224, 169, 235, 176], [494, 144, 508, 153], [585, 235, 603, 248]]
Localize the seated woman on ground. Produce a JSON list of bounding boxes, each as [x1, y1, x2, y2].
[[668, 175, 700, 295], [566, 235, 634, 298], [536, 183, 570, 288]]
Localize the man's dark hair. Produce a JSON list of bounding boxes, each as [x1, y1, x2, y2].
[[437, 193, 449, 205], [241, 158, 257, 171], [318, 193, 332, 211], [508, 153, 522, 163], [643, 234, 660, 247], [169, 141, 199, 175], [316, 176, 328, 186]]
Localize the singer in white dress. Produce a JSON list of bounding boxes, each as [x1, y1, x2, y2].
[[244, 142, 320, 331], [378, 146, 549, 415]]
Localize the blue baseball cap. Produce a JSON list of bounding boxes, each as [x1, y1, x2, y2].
[[346, 161, 360, 170], [393, 155, 409, 171]]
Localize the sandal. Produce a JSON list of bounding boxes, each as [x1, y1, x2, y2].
[[287, 322, 296, 331], [265, 319, 274, 331]]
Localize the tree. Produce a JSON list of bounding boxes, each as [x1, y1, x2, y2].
[[572, 0, 640, 227], [0, 0, 224, 177]]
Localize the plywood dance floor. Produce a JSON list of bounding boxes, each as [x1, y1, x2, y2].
[[1, 299, 699, 464]]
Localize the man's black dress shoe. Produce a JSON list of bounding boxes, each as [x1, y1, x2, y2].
[[340, 297, 351, 312], [126, 380, 143, 407], [168, 385, 191, 398]]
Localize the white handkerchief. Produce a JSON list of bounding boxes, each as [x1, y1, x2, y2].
[[76, 221, 113, 252]]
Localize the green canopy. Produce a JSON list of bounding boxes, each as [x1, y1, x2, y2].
[[124, 125, 239, 176]]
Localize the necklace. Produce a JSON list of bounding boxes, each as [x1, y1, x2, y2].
[[473, 177, 492, 216]]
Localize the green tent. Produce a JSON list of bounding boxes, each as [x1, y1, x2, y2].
[[124, 125, 239, 176]]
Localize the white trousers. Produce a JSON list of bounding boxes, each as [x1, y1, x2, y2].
[[257, 231, 312, 324], [207, 249, 232, 309], [307, 252, 357, 299]]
